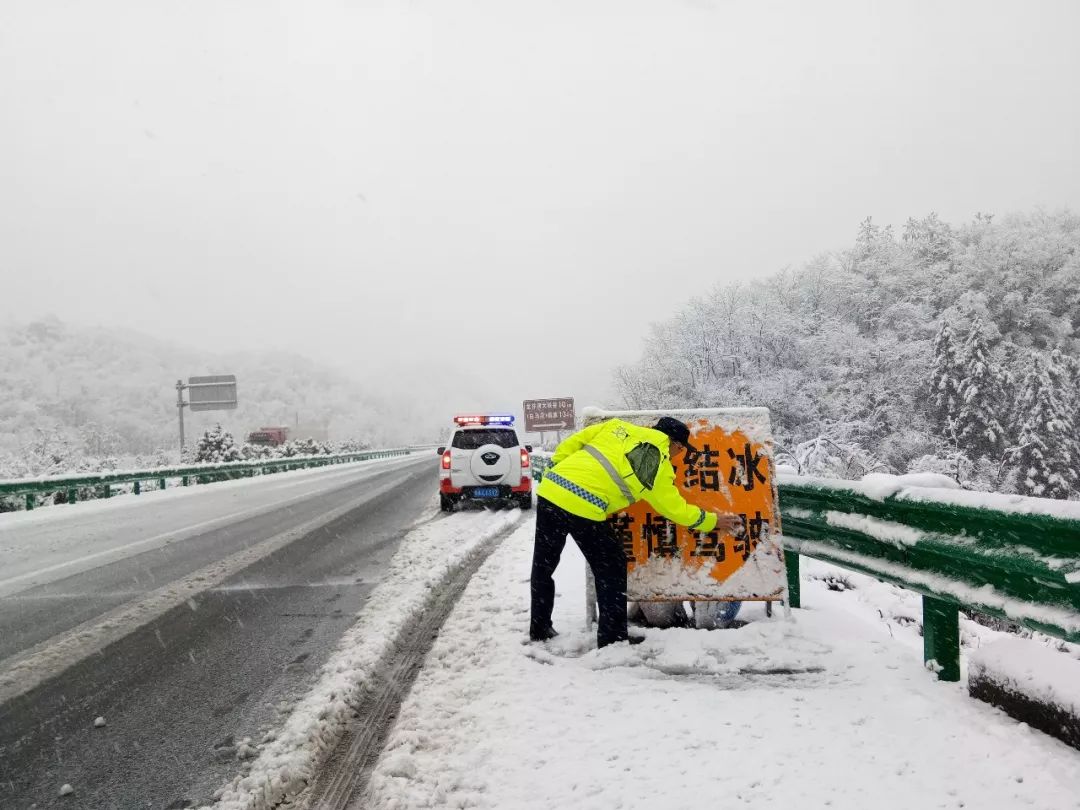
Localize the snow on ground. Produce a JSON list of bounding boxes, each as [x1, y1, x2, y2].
[[798, 557, 1080, 669], [365, 520, 1080, 810], [970, 639, 1080, 715], [789, 538, 1080, 638], [202, 506, 525, 810]]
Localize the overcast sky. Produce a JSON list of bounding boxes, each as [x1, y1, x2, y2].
[[2, 0, 1078, 427]]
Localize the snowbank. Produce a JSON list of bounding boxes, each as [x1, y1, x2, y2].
[[970, 638, 1080, 717], [200, 507, 524, 810]]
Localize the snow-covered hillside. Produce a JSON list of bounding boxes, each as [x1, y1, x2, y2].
[[615, 209, 1080, 498], [0, 317, 425, 472]]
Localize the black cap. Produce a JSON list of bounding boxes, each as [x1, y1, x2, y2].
[[652, 417, 699, 453]]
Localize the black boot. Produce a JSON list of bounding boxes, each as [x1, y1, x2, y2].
[[529, 626, 559, 642]]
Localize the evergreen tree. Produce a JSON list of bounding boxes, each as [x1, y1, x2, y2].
[[927, 320, 964, 440], [995, 341, 1023, 444], [1048, 349, 1080, 484], [1048, 349, 1079, 412], [1013, 355, 1077, 500], [954, 318, 1006, 460], [194, 424, 241, 464]]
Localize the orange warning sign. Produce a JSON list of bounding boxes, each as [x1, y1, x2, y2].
[[584, 408, 787, 602]]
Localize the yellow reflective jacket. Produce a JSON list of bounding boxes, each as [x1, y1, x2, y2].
[[537, 418, 719, 532]]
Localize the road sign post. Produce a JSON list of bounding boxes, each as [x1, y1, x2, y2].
[[176, 380, 186, 452], [174, 374, 238, 454]]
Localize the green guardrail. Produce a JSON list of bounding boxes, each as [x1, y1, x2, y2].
[[779, 477, 1080, 681], [530, 453, 553, 482], [0, 449, 413, 512]]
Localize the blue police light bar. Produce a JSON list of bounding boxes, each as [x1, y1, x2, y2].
[[454, 414, 515, 426]]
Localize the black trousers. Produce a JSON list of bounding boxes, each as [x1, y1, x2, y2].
[[530, 496, 629, 647]]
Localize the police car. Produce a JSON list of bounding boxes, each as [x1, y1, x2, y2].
[[437, 414, 533, 512]]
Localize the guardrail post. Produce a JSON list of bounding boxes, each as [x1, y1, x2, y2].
[[159, 478, 166, 491], [68, 487, 77, 504], [25, 493, 34, 511], [102, 484, 111, 499], [785, 550, 801, 609], [922, 596, 960, 682], [182, 476, 190, 487], [133, 481, 141, 496]]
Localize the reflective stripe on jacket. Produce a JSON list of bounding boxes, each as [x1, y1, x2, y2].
[[536, 418, 719, 533]]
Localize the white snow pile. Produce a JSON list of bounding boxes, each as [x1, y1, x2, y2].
[[200, 507, 523, 810], [824, 509, 926, 547], [970, 638, 1080, 715], [364, 523, 1080, 810], [859, 471, 961, 498]]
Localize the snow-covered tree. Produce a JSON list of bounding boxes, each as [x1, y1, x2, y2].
[[902, 211, 955, 265], [290, 437, 332, 456], [954, 318, 1007, 460], [613, 208, 1080, 492], [79, 421, 124, 459], [1012, 355, 1077, 500], [337, 438, 372, 453], [927, 320, 965, 440], [1047, 348, 1080, 483], [194, 424, 241, 464], [776, 436, 888, 479], [241, 443, 274, 460]]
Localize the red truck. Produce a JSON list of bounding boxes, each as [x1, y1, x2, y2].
[[247, 426, 290, 446]]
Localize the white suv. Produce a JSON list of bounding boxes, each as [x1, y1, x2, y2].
[[438, 415, 533, 512]]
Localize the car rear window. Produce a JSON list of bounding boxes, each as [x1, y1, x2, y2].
[[451, 429, 519, 450]]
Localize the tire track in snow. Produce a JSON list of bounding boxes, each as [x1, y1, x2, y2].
[[306, 521, 517, 809]]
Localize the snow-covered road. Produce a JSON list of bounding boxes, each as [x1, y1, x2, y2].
[[0, 453, 424, 597], [364, 519, 1080, 810]]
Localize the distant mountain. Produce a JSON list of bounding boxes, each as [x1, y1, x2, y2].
[[0, 317, 421, 463]]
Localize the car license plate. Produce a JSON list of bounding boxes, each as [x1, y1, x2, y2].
[[473, 487, 499, 498]]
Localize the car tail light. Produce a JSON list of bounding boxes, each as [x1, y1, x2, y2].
[[441, 450, 452, 470], [520, 448, 530, 468]]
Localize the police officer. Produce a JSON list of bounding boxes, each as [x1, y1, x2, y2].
[[530, 416, 742, 647]]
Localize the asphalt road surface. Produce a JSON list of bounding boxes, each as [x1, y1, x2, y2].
[[0, 455, 436, 809]]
